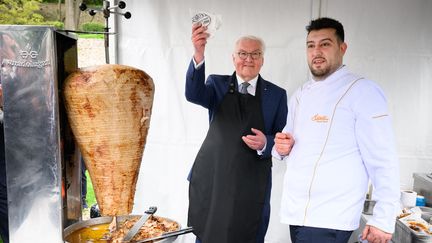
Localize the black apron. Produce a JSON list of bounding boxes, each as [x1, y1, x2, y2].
[[188, 75, 271, 243]]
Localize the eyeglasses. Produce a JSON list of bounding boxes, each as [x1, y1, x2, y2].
[[236, 51, 262, 60]]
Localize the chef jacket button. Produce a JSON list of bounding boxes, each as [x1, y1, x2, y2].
[[229, 89, 234, 93], [230, 82, 234, 87]]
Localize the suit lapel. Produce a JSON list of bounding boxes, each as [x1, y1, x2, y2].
[[258, 75, 270, 133]]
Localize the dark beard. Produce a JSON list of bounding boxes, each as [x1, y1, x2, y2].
[[310, 66, 331, 79]]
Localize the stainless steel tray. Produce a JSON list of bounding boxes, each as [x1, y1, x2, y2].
[[64, 215, 180, 243], [393, 219, 431, 243]]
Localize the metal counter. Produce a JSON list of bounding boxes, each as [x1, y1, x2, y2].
[[413, 173, 432, 207]]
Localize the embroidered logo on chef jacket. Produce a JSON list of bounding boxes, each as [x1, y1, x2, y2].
[[311, 114, 329, 123]]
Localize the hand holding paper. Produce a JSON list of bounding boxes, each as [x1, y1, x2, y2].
[[190, 10, 222, 38]]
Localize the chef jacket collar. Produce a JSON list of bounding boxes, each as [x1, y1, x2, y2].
[[305, 65, 347, 89], [311, 65, 346, 83]]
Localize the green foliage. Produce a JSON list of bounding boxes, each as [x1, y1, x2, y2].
[[41, 0, 103, 4], [0, 0, 46, 25], [78, 33, 104, 39], [45, 20, 64, 29], [83, 0, 103, 5], [41, 0, 63, 3], [85, 171, 97, 207], [81, 22, 104, 32]]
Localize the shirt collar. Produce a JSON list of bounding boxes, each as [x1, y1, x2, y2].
[[311, 65, 347, 83], [304, 65, 348, 90], [236, 75, 258, 96], [236, 75, 258, 89]]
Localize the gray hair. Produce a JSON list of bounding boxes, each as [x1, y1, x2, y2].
[[234, 35, 266, 54]]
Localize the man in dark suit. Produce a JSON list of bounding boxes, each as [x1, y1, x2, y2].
[[185, 23, 288, 243]]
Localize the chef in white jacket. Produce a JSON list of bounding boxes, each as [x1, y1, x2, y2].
[[272, 17, 400, 243]]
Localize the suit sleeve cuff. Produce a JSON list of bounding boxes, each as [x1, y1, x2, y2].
[[257, 143, 267, 155], [193, 57, 205, 69]]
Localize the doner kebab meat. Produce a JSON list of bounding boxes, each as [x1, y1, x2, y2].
[[63, 64, 155, 216]]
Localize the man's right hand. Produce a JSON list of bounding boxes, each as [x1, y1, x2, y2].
[[274, 132, 295, 156], [191, 23, 209, 63], [362, 225, 393, 243]]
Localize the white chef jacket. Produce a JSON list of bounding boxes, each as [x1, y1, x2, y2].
[[273, 66, 400, 233]]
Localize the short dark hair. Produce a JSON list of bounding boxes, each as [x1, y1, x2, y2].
[[306, 17, 345, 42]]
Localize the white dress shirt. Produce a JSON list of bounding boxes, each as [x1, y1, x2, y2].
[[236, 75, 258, 96]]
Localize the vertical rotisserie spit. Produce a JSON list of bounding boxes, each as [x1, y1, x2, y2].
[[63, 64, 154, 216]]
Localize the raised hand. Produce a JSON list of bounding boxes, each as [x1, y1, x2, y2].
[[191, 23, 209, 63]]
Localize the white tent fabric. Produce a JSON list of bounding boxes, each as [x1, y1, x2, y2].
[[112, 0, 432, 242]]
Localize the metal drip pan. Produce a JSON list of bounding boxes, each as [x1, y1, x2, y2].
[[64, 215, 181, 243]]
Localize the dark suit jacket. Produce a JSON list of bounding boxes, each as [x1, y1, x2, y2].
[[185, 60, 287, 158]]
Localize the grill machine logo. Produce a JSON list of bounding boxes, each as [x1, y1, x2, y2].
[[20, 46, 38, 59], [1, 43, 50, 69]]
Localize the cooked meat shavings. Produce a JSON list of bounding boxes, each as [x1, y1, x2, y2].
[[109, 215, 179, 242]]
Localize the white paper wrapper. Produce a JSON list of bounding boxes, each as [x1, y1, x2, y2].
[[190, 10, 222, 37], [397, 207, 432, 236], [401, 190, 418, 208]]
